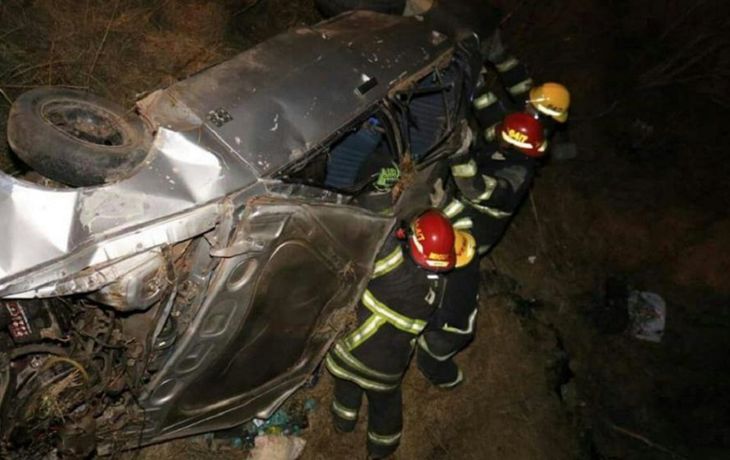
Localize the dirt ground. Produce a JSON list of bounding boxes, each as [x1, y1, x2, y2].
[[2, 0, 729, 459]]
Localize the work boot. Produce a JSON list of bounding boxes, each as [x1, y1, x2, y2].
[[368, 449, 395, 460], [416, 347, 464, 390], [331, 401, 358, 433], [332, 414, 356, 433], [367, 431, 401, 459]]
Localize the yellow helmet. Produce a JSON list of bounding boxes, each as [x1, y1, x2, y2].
[[454, 230, 476, 268], [529, 82, 570, 123]]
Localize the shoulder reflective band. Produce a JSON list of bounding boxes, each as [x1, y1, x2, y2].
[[443, 199, 465, 218], [437, 369, 464, 389], [476, 175, 498, 201], [453, 217, 473, 230], [484, 123, 498, 142], [417, 334, 458, 362], [451, 159, 477, 178], [333, 342, 402, 382], [535, 102, 563, 118], [442, 308, 478, 334], [495, 56, 519, 73], [466, 201, 512, 219], [344, 314, 387, 350], [325, 355, 397, 392], [362, 290, 426, 334], [473, 91, 498, 110], [368, 431, 402, 446], [332, 400, 358, 420], [509, 78, 534, 96], [373, 246, 404, 278]]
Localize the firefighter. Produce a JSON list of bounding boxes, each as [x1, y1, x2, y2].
[[474, 80, 571, 144], [478, 26, 571, 132], [418, 112, 547, 387], [526, 82, 571, 128], [482, 29, 534, 101], [325, 209, 475, 459]]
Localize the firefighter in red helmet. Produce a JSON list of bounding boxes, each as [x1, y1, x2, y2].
[[474, 80, 571, 145], [326, 209, 473, 459], [420, 113, 546, 388]]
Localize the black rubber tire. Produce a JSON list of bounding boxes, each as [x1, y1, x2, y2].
[[315, 0, 406, 18], [7, 87, 152, 187]]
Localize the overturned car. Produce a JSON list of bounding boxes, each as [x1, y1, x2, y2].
[[0, 7, 489, 457]]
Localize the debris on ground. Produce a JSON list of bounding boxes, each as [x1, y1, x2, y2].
[[248, 435, 306, 460], [245, 399, 316, 441], [628, 290, 666, 343], [207, 398, 316, 453], [592, 277, 666, 342]]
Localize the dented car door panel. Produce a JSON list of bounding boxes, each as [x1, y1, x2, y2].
[[141, 198, 394, 442]]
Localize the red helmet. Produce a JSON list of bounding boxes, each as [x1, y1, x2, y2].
[[499, 112, 547, 157], [407, 209, 456, 272]]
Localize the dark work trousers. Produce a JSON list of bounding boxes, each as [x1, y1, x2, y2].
[[326, 237, 444, 458], [332, 378, 403, 458], [417, 257, 480, 387]]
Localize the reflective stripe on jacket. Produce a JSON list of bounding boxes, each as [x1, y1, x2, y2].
[[326, 235, 445, 390]]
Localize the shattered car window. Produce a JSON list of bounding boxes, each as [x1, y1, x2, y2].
[[399, 59, 465, 161], [281, 114, 397, 194]]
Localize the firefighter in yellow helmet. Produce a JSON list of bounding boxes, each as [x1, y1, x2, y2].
[[527, 82, 570, 125], [475, 81, 571, 144], [481, 29, 534, 100]]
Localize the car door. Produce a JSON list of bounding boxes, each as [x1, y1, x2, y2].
[[140, 196, 394, 443]]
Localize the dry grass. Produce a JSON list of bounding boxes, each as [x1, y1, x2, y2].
[[0, 0, 242, 173], [0, 0, 322, 173], [0, 0, 237, 106]]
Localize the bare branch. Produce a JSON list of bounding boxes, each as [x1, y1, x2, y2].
[[86, 0, 120, 87], [609, 422, 686, 459]]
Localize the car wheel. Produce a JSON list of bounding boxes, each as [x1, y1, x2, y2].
[[7, 88, 152, 187], [315, 0, 406, 18]]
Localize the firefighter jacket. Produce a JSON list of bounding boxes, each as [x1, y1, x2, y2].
[[482, 30, 533, 100], [441, 147, 538, 255], [474, 30, 535, 143], [325, 235, 446, 392]]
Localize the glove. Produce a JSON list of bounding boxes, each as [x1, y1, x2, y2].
[[373, 164, 400, 191]]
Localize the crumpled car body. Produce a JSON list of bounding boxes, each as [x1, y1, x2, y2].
[[0, 8, 484, 455]]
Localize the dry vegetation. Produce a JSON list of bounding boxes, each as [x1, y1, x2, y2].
[[0, 0, 320, 173]]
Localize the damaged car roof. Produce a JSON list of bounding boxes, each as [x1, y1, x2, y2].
[[142, 11, 455, 177]]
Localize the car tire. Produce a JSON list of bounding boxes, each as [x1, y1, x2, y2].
[[7, 87, 152, 187], [315, 0, 406, 18]]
